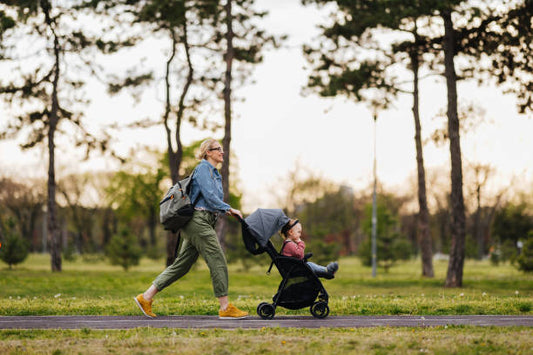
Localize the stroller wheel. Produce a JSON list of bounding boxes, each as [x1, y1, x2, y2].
[[257, 302, 275, 320], [310, 301, 329, 319]]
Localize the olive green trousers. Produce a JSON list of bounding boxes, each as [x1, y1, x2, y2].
[[153, 210, 228, 297]]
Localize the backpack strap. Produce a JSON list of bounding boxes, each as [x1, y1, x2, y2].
[[189, 166, 202, 206]]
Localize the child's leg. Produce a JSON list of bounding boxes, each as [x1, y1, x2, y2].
[[306, 262, 330, 277]]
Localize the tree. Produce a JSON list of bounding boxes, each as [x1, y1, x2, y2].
[[0, 7, 15, 54], [359, 196, 413, 272], [105, 156, 166, 252], [0, 1, 128, 271], [298, 185, 357, 257], [493, 203, 533, 248], [302, 0, 533, 286], [301, 0, 439, 277], [0, 220, 29, 269], [57, 173, 99, 254], [439, 4, 466, 287], [106, 227, 142, 271], [517, 232, 533, 273], [215, 0, 281, 249], [0, 176, 45, 250], [436, 0, 533, 285], [465, 163, 495, 259], [99, 0, 224, 265]]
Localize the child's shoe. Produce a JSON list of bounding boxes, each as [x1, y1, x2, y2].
[[134, 294, 156, 318], [218, 303, 249, 319], [327, 261, 339, 275]]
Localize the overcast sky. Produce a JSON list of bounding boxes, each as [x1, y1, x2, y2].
[[1, 0, 532, 212]]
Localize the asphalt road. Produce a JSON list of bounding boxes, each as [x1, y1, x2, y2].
[[1, 315, 533, 330]]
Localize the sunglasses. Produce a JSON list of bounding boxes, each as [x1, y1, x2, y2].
[[209, 147, 224, 153]]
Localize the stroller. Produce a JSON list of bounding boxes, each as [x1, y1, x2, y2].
[[239, 208, 330, 319]]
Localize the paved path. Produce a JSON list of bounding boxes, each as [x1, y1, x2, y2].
[[1, 315, 532, 330]]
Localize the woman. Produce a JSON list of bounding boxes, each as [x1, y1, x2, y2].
[[134, 139, 248, 319]]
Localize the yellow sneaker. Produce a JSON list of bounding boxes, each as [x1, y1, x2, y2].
[[134, 294, 156, 318], [219, 303, 249, 319]]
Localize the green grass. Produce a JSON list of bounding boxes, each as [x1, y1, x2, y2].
[[1, 327, 532, 354], [1, 254, 531, 316], [1, 254, 532, 354]]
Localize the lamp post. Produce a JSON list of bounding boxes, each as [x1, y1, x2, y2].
[[371, 112, 378, 278], [42, 204, 47, 253]]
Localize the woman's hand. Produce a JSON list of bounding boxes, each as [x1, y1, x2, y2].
[[227, 208, 243, 219]]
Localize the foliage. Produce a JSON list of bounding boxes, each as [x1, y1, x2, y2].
[[359, 197, 413, 272], [490, 239, 520, 266], [0, 1, 123, 154], [0, 0, 138, 272], [105, 228, 142, 271], [492, 202, 533, 246], [358, 235, 412, 272], [304, 238, 341, 266], [298, 185, 357, 255], [517, 233, 533, 273], [105, 155, 166, 250], [0, 8, 16, 51], [0, 221, 29, 269], [0, 176, 45, 251]]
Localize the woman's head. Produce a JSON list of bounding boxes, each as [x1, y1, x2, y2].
[[197, 138, 224, 164], [282, 219, 301, 240]]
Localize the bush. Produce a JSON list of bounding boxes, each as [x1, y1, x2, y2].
[[304, 237, 341, 266], [105, 228, 142, 271], [358, 234, 413, 272], [491, 240, 520, 265], [0, 231, 29, 269], [517, 234, 533, 273]]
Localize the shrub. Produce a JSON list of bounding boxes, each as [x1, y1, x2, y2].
[[516, 234, 533, 273], [0, 231, 29, 269], [358, 234, 413, 272], [105, 227, 142, 271], [304, 237, 341, 265]]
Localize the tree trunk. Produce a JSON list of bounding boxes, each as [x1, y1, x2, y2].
[[163, 24, 194, 266], [164, 29, 180, 185], [475, 184, 483, 259], [217, 0, 235, 251], [410, 44, 434, 278], [45, 1, 62, 272], [442, 10, 466, 288]]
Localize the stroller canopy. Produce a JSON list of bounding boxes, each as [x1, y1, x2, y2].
[[245, 208, 290, 247]]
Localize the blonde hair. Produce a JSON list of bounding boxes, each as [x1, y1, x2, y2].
[[196, 138, 219, 160], [281, 218, 299, 238]]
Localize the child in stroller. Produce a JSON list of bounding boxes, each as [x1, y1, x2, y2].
[[240, 208, 334, 319], [281, 218, 339, 279]]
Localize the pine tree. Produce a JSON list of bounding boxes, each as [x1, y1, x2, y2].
[[0, 221, 29, 269], [106, 228, 142, 271]]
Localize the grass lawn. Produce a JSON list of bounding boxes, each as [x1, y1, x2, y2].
[[1, 327, 533, 354], [1, 254, 531, 317], [1, 254, 532, 354]]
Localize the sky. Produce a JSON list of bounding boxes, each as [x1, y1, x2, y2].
[[1, 0, 532, 213]]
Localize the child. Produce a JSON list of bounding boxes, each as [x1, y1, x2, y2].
[[280, 219, 339, 279]]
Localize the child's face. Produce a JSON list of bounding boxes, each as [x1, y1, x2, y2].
[[287, 223, 302, 241]]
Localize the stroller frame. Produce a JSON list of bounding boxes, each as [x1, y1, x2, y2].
[[240, 219, 330, 319]]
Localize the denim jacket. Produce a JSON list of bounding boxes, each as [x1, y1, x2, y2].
[[190, 159, 230, 213]]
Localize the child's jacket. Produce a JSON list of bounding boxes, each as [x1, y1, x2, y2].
[[282, 240, 306, 259]]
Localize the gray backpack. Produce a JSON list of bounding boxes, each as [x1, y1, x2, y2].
[[159, 168, 198, 232]]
